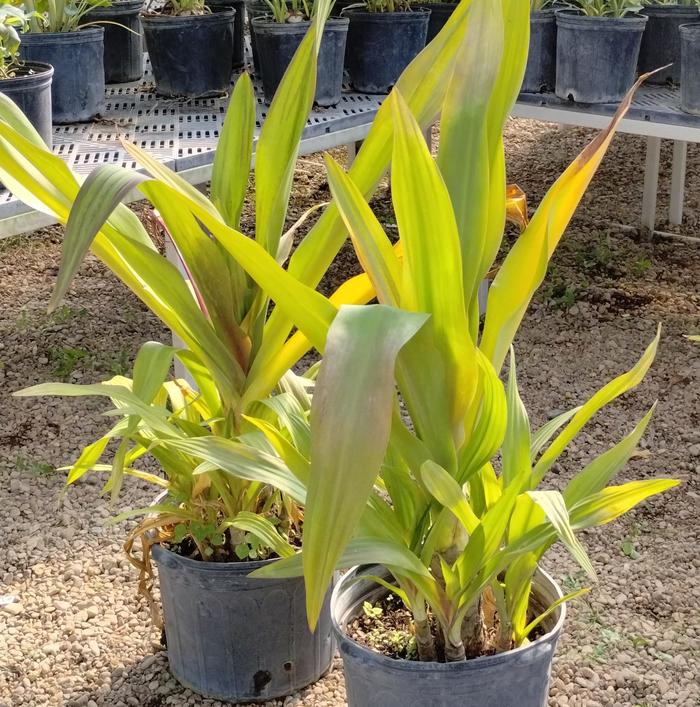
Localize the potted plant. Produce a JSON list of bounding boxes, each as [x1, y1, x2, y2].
[[680, 20, 700, 113], [140, 0, 236, 97], [0, 4, 53, 145], [0, 6, 349, 701], [83, 0, 144, 83], [19, 0, 106, 123], [522, 0, 560, 93], [555, 0, 648, 103], [344, 0, 430, 93], [638, 0, 700, 84], [207, 0, 246, 68], [253, 0, 348, 105], [410, 0, 457, 45]]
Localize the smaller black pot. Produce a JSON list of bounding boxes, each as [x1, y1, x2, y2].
[[415, 2, 456, 45], [19, 27, 105, 123], [207, 0, 246, 68], [555, 10, 647, 104], [680, 23, 700, 116], [345, 9, 430, 94], [253, 17, 349, 106], [141, 9, 235, 97], [522, 8, 556, 94], [638, 5, 699, 85], [246, 1, 269, 74], [152, 543, 334, 701], [0, 62, 53, 147], [84, 0, 144, 83]]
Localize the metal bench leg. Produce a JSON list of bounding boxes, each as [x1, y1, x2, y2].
[[670, 140, 688, 226], [641, 136, 661, 237], [346, 140, 363, 168]]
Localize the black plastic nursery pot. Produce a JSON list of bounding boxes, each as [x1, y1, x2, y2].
[[332, 566, 565, 707], [680, 23, 700, 116], [0, 62, 53, 148], [252, 17, 349, 106], [555, 10, 647, 104], [140, 9, 235, 97], [246, 1, 268, 74], [19, 27, 105, 124], [521, 8, 556, 94], [345, 9, 430, 94], [84, 0, 144, 83], [206, 0, 246, 68], [416, 2, 456, 45], [638, 5, 699, 85], [152, 543, 335, 702]]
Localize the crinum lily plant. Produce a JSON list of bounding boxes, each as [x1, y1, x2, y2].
[[0, 0, 677, 657]]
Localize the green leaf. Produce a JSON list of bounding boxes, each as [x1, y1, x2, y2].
[[564, 404, 656, 506], [528, 489, 596, 580], [501, 348, 531, 488], [520, 586, 590, 642], [210, 72, 255, 229], [530, 406, 582, 461], [227, 511, 295, 558], [303, 304, 428, 627], [419, 460, 479, 534]]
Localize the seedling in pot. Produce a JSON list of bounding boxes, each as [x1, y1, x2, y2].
[[0, 4, 33, 78], [564, 0, 645, 17]]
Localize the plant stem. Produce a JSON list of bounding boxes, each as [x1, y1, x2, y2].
[[414, 615, 436, 662], [460, 594, 487, 658]]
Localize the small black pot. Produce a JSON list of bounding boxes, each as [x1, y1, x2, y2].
[[206, 0, 246, 68], [330, 0, 359, 17], [141, 9, 235, 97], [246, 1, 268, 73], [0, 62, 53, 147], [19, 27, 105, 123], [152, 543, 334, 701], [638, 5, 700, 85], [415, 2, 456, 45], [345, 9, 430, 94], [680, 23, 700, 116], [253, 17, 349, 106], [84, 0, 144, 83], [521, 8, 556, 94], [555, 10, 647, 104], [332, 566, 565, 707]]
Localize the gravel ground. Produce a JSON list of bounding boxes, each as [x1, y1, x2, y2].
[[0, 118, 698, 707]]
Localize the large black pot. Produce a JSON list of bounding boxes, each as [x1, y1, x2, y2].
[[141, 9, 235, 97], [0, 62, 53, 147], [84, 0, 144, 83], [555, 10, 647, 104], [680, 23, 700, 116], [416, 2, 456, 45], [206, 0, 246, 68], [332, 566, 565, 707], [522, 8, 556, 94], [19, 27, 105, 123], [638, 5, 700, 85], [252, 17, 349, 106], [152, 543, 334, 702], [345, 9, 429, 94]]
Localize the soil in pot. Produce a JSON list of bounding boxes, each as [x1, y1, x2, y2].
[[555, 10, 647, 104], [0, 62, 53, 147], [152, 543, 335, 702], [638, 5, 700, 85], [345, 9, 429, 94], [84, 0, 144, 83], [19, 27, 105, 124], [414, 2, 456, 45], [206, 0, 246, 68], [522, 8, 556, 94], [332, 566, 565, 707], [252, 17, 349, 106], [680, 23, 700, 116], [140, 8, 235, 97]]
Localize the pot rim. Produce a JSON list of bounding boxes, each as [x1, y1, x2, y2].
[[680, 21, 700, 39], [345, 7, 431, 18], [19, 26, 105, 40], [555, 8, 648, 29], [251, 15, 350, 29], [0, 61, 54, 84], [331, 564, 566, 672], [140, 7, 236, 23], [643, 4, 700, 16]]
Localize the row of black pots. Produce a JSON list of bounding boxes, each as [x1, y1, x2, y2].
[[524, 6, 700, 112], [251, 7, 433, 105], [150, 543, 567, 705]]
